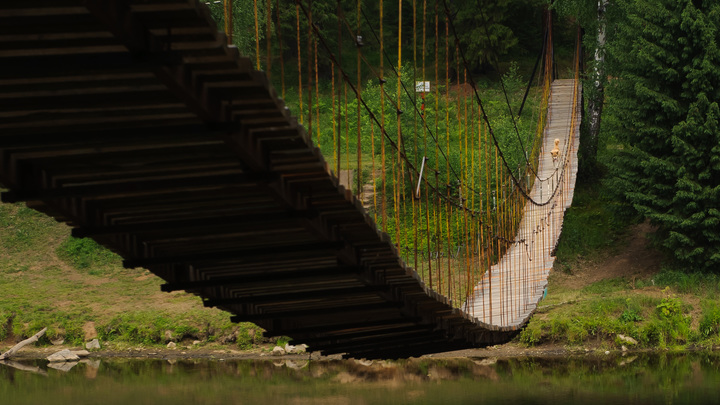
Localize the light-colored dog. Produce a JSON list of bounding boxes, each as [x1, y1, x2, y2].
[[550, 138, 560, 164]]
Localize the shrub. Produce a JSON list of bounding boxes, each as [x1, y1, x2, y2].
[[656, 292, 683, 319], [518, 322, 543, 345], [699, 304, 720, 339], [619, 309, 643, 323]]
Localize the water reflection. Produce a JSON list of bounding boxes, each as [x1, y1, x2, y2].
[[1, 353, 719, 404]]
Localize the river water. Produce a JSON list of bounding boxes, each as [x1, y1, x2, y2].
[[1, 352, 718, 404]]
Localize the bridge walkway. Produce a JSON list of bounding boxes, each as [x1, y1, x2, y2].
[[466, 79, 581, 329]]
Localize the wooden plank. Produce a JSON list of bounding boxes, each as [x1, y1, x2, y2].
[[123, 240, 345, 268], [465, 79, 581, 329], [230, 302, 403, 323], [0, 172, 264, 202], [202, 286, 390, 306], [72, 209, 315, 237], [161, 265, 362, 292]]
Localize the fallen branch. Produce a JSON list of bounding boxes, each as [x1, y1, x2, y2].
[[0, 327, 47, 360]]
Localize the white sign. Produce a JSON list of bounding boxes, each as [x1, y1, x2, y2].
[[415, 81, 430, 92]]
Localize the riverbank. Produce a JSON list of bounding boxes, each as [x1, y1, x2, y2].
[[515, 183, 720, 352], [2, 182, 720, 356], [5, 350, 720, 405], [6, 338, 719, 363]]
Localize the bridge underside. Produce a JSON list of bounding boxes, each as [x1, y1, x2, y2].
[[0, 0, 544, 358]]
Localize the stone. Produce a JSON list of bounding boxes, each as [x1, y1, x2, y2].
[[193, 340, 201, 346], [81, 359, 101, 369], [71, 350, 90, 358], [85, 339, 101, 350], [604, 351, 610, 355], [283, 343, 308, 354], [82, 322, 97, 341], [164, 330, 174, 342], [48, 361, 78, 372], [475, 358, 497, 366], [271, 346, 285, 356], [166, 342, 176, 349], [285, 360, 309, 370], [219, 331, 238, 344], [47, 349, 80, 362], [82, 359, 100, 379], [621, 345, 628, 352], [617, 334, 638, 345]]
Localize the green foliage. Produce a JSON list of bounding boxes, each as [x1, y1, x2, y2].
[[619, 299, 644, 323], [555, 182, 634, 264], [699, 304, 720, 339], [619, 309, 643, 323], [518, 322, 542, 345], [100, 313, 206, 345], [203, 0, 269, 60], [275, 335, 292, 348], [519, 284, 720, 349], [0, 313, 11, 342], [236, 323, 263, 350], [652, 268, 720, 295], [455, 1, 519, 70], [55, 237, 120, 271], [656, 292, 683, 319], [605, 0, 720, 272]]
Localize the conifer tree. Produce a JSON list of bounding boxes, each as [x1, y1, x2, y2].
[[606, 0, 720, 271]]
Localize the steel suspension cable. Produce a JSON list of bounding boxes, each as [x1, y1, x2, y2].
[[474, 4, 536, 177], [296, 0, 483, 219], [295, 2, 303, 125], [357, 7, 471, 194], [274, 0, 285, 99], [441, 0, 567, 206]]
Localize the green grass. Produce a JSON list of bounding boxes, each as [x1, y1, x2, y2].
[[581, 278, 632, 295], [55, 237, 120, 272], [520, 287, 717, 348], [651, 269, 720, 296], [0, 201, 265, 350]]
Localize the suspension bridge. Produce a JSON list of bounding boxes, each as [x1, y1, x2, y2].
[[0, 0, 581, 359]]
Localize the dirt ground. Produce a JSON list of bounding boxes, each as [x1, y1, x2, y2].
[[552, 221, 663, 290], [6, 341, 588, 361]]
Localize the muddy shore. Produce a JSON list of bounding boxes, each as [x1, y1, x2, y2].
[[7, 341, 710, 362]]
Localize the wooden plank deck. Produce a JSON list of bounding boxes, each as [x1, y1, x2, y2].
[[465, 78, 581, 329]]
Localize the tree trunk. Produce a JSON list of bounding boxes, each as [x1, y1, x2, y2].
[[581, 0, 607, 177]]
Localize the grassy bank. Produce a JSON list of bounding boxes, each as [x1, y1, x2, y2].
[[518, 180, 720, 350], [0, 201, 265, 350], [3, 159, 720, 354]]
